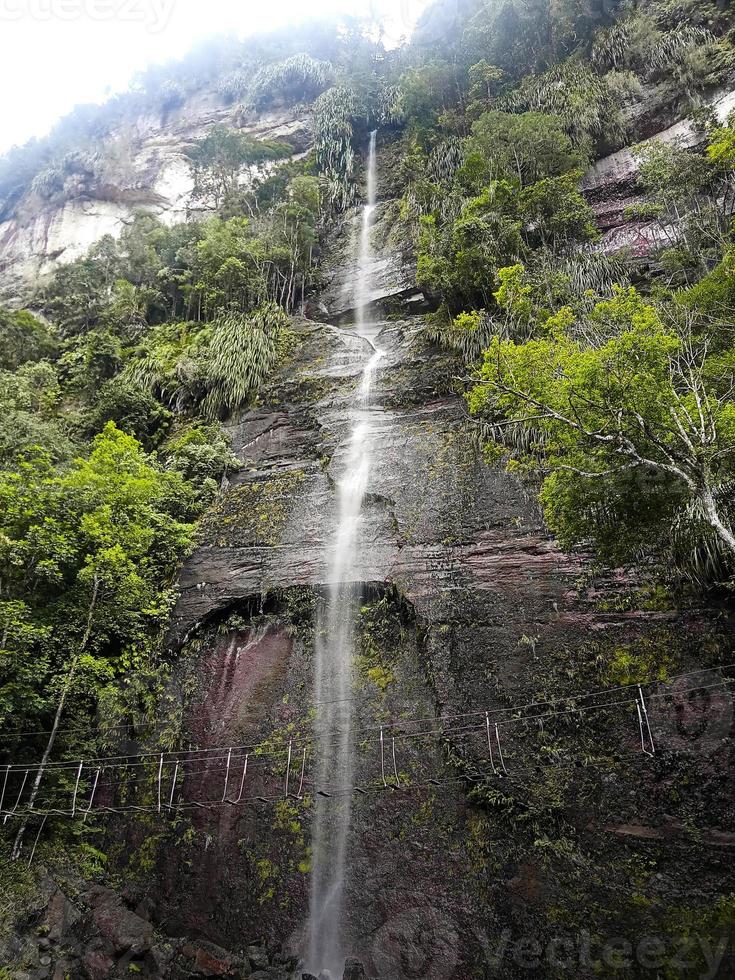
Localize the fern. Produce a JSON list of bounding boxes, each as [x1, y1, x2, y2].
[[249, 54, 333, 110], [427, 138, 464, 185], [218, 69, 251, 104], [671, 482, 735, 586], [500, 62, 627, 150], [555, 251, 632, 298], [200, 303, 289, 420], [313, 86, 361, 210]]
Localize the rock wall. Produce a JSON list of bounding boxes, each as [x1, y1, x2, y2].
[[140, 148, 735, 977], [3, 81, 734, 305], [584, 86, 735, 257], [3, 126, 735, 980], [0, 97, 312, 303]]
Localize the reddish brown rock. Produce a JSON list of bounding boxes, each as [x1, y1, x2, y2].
[[81, 948, 116, 980], [182, 938, 251, 976], [45, 887, 81, 942], [83, 886, 154, 956]]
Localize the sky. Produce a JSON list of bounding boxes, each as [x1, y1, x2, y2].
[[0, 0, 428, 154]]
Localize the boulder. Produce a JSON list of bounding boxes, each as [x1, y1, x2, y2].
[[247, 944, 270, 970], [83, 886, 154, 956], [81, 947, 116, 980], [45, 887, 81, 942], [342, 961, 367, 980], [181, 939, 251, 977]]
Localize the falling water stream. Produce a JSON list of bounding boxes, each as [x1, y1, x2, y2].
[[305, 131, 381, 979]]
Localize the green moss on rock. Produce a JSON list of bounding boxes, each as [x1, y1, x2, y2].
[[198, 470, 305, 547]]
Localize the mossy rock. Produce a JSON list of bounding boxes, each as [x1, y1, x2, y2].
[[198, 470, 305, 547]]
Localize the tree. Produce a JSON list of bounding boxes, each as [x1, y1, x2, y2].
[[188, 126, 292, 213], [518, 172, 598, 248], [633, 138, 724, 270], [468, 288, 735, 570], [192, 216, 266, 316], [0, 361, 75, 465], [0, 424, 197, 857], [399, 61, 457, 126], [706, 120, 735, 223], [467, 111, 587, 189], [416, 182, 523, 308], [504, 62, 627, 152], [268, 175, 321, 309], [85, 376, 172, 447], [0, 308, 58, 371], [467, 60, 503, 106], [313, 85, 361, 211], [37, 236, 122, 336]]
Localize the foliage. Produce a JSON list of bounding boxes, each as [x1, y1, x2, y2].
[[422, 307, 496, 363], [398, 61, 457, 127], [248, 54, 333, 110], [591, 8, 734, 96], [0, 361, 76, 465], [518, 172, 597, 248], [467, 111, 587, 188], [632, 134, 731, 275], [37, 237, 122, 336], [0, 424, 197, 744], [0, 308, 58, 370], [200, 304, 291, 420], [188, 125, 292, 213], [84, 376, 172, 448], [218, 68, 252, 104], [679, 249, 735, 324], [468, 289, 735, 577], [406, 108, 593, 310], [313, 86, 361, 210], [124, 320, 209, 414], [500, 62, 628, 153], [162, 425, 240, 486]]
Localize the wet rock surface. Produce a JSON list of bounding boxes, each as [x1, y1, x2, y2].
[[0, 876, 303, 979], [154, 283, 734, 977], [4, 144, 734, 980], [319, 201, 424, 321]]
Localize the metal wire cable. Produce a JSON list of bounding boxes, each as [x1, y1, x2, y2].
[[3, 675, 732, 783]]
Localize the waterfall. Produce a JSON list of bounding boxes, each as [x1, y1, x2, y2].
[[306, 131, 381, 980]]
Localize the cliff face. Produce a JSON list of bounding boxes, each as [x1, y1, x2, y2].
[[149, 345, 732, 972], [3, 101, 735, 980], [107, 139, 732, 978], [3, 84, 734, 308], [0, 96, 311, 302], [584, 86, 735, 257]]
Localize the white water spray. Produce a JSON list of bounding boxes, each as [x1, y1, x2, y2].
[[306, 131, 381, 979]]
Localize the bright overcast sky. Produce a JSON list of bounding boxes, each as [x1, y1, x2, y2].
[[0, 0, 428, 153]]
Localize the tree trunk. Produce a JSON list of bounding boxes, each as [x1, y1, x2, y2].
[[11, 576, 100, 860], [700, 488, 735, 559]]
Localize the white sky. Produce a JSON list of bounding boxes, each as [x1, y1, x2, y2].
[[0, 0, 428, 154]]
